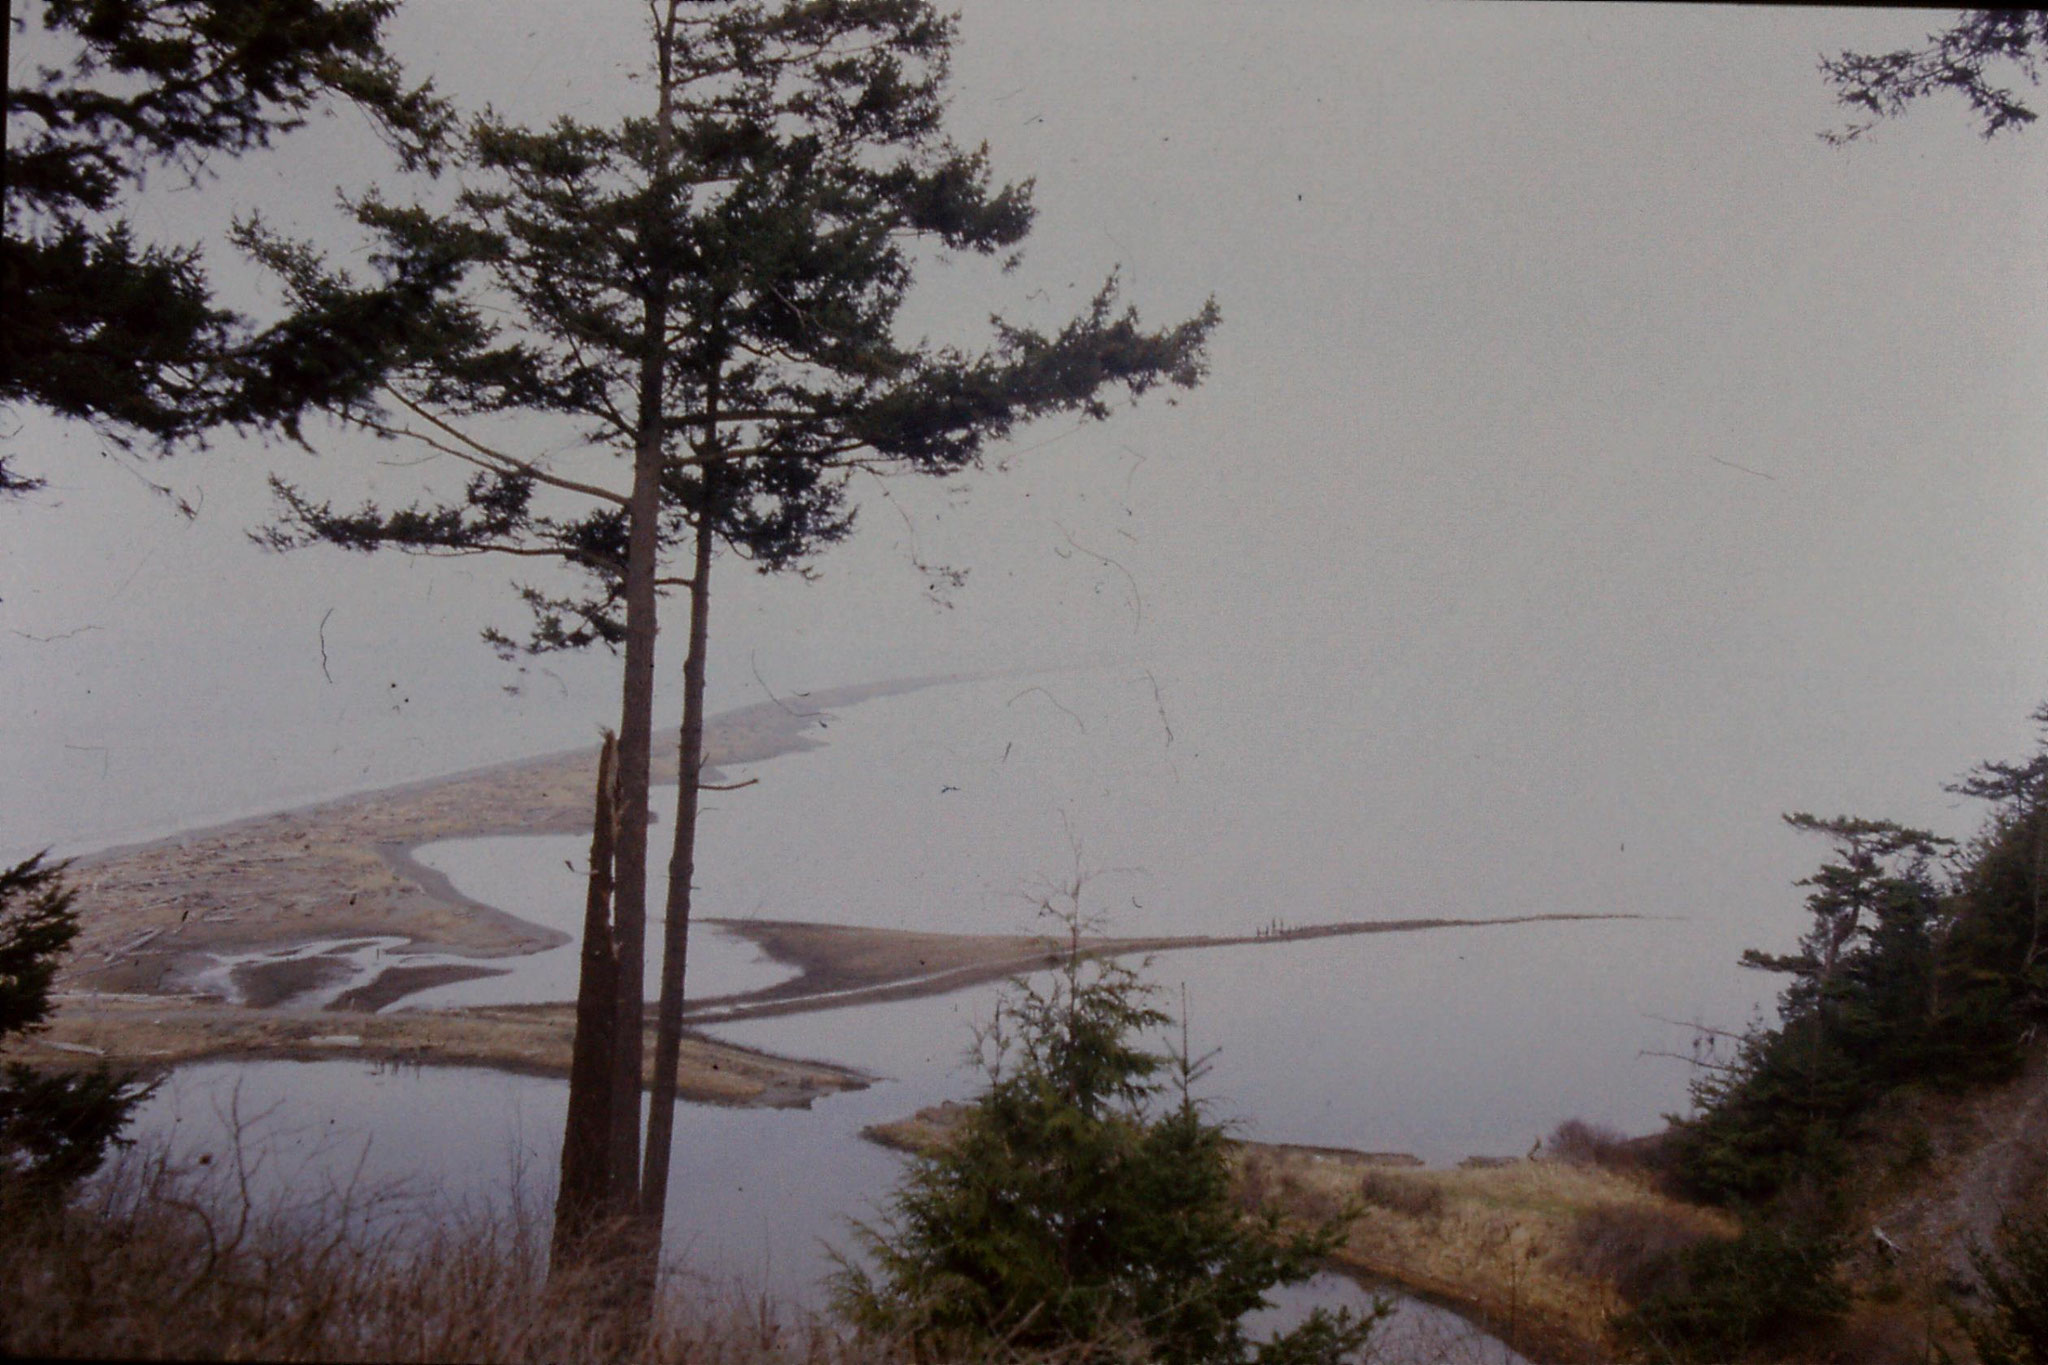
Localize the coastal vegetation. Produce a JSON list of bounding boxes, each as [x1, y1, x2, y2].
[[1594, 710, 2048, 1361], [0, 854, 140, 1193]]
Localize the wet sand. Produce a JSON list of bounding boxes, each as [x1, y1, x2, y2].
[[28, 993, 870, 1108], [32, 675, 996, 1098], [685, 912, 1641, 1025], [60, 674, 982, 994]]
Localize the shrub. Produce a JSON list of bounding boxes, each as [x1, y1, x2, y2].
[[1611, 1221, 1846, 1364], [1544, 1118, 1638, 1173], [1356, 1170, 1445, 1220], [1558, 1205, 1713, 1302]]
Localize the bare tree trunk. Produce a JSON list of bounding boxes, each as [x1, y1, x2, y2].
[[551, 730, 619, 1271], [605, 376, 665, 1205], [640, 501, 716, 1225], [605, 5, 682, 1206]]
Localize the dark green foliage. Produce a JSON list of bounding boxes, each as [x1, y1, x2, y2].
[[1612, 1222, 1847, 1365], [0, 855, 80, 1039], [1667, 707, 2048, 1211], [1823, 12, 2048, 144], [836, 926, 1382, 1365], [236, 0, 1217, 1267], [243, 0, 1216, 654], [0, 855, 142, 1193], [1669, 815, 1971, 1208], [3, 0, 449, 491], [1961, 1204, 2048, 1365], [1946, 708, 2048, 1033]]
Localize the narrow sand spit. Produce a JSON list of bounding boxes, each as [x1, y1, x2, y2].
[[35, 670, 1637, 1099]]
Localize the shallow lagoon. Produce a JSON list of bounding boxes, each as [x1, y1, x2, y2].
[[130, 1038, 1521, 1360], [126, 666, 1774, 1358]]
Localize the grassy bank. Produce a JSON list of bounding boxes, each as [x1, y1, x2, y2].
[[868, 1104, 1736, 1364], [1239, 1142, 1735, 1363], [2, 1139, 1515, 1365]]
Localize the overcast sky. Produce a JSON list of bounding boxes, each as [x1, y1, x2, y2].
[[8, 5, 2048, 984]]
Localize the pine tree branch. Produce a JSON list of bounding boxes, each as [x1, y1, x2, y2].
[[375, 390, 631, 507]]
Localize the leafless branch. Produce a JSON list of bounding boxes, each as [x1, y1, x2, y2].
[[750, 652, 823, 717], [1008, 685, 1085, 733], [9, 624, 102, 643], [1054, 521, 1142, 631]]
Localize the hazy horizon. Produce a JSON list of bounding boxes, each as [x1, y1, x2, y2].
[[10, 4, 2048, 987]]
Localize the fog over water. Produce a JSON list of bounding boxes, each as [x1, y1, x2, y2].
[[10, 2, 2048, 1138]]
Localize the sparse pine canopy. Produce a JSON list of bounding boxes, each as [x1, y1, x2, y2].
[[240, 0, 1218, 1266], [2, 0, 450, 496], [836, 918, 1381, 1365], [1671, 710, 2048, 1210], [245, 1, 1216, 653], [1822, 10, 2048, 144]]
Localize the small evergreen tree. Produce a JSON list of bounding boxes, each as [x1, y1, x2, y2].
[[1612, 1221, 1847, 1365], [0, 854, 142, 1194], [836, 899, 1382, 1365]]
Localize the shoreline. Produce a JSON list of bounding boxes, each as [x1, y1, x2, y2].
[[25, 993, 872, 1110], [45, 667, 1641, 1133], [37, 672, 1033, 1097], [59, 674, 986, 991]]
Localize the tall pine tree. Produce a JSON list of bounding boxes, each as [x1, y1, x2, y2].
[[244, 0, 1217, 1273]]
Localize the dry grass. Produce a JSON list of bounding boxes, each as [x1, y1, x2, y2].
[[1244, 1147, 1739, 1364], [1357, 1170, 1449, 1222], [4, 1138, 1363, 1365], [1, 1142, 889, 1365]]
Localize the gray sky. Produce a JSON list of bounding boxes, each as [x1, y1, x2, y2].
[[7, 4, 2048, 989]]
